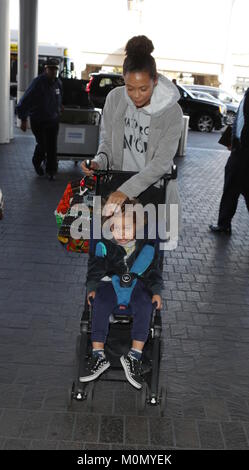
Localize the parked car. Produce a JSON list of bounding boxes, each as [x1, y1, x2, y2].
[[86, 72, 125, 108], [86, 73, 227, 132], [190, 90, 223, 105], [185, 85, 239, 124], [176, 84, 226, 132], [61, 77, 90, 108]]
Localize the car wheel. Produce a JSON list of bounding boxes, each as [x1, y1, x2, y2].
[[226, 111, 235, 125], [195, 114, 214, 132]]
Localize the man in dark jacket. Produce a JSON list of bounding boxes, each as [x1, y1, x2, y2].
[[16, 58, 62, 180], [210, 88, 249, 234]]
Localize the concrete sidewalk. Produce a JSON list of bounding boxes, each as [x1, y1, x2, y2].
[[0, 128, 249, 449]]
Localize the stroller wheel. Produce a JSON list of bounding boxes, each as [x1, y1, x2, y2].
[[159, 385, 167, 417], [86, 382, 95, 411], [67, 381, 75, 409], [138, 383, 148, 411]]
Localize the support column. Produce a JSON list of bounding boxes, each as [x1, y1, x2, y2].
[[18, 0, 38, 104], [0, 0, 10, 144]]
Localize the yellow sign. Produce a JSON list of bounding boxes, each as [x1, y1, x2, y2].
[[10, 43, 18, 53]]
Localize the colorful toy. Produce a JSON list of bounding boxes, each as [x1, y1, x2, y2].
[[55, 176, 96, 253]]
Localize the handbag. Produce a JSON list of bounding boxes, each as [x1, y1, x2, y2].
[[55, 176, 97, 253], [218, 125, 232, 148]]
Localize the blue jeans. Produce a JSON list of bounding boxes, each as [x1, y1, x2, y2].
[[91, 280, 153, 343]]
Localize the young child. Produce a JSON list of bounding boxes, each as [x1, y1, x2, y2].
[[80, 197, 163, 390]]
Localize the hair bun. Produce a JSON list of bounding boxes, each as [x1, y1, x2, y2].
[[125, 35, 154, 57]]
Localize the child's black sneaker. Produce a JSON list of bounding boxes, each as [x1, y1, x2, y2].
[[120, 352, 143, 389], [79, 352, 110, 382]]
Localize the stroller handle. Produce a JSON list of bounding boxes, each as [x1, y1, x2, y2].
[[85, 159, 177, 180]]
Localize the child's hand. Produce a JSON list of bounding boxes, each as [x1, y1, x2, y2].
[[152, 294, 162, 309], [87, 291, 96, 305]]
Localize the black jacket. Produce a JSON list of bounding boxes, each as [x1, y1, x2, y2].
[[232, 87, 249, 150], [16, 73, 62, 123], [86, 238, 163, 296]]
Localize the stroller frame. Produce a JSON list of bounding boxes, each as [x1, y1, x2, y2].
[[68, 166, 177, 415]]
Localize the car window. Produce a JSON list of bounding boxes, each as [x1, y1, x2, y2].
[[112, 77, 124, 86], [218, 92, 233, 103], [199, 92, 217, 102], [205, 90, 218, 99], [99, 78, 112, 87]]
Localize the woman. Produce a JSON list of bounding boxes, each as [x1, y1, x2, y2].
[[81, 35, 182, 236]]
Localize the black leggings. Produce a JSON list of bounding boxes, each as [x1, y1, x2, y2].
[[31, 119, 59, 174], [218, 150, 249, 227]]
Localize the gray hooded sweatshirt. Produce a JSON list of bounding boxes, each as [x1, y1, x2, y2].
[[92, 74, 183, 210]]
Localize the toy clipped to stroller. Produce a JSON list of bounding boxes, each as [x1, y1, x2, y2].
[[55, 160, 177, 415]]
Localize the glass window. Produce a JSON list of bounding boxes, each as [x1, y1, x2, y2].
[[219, 92, 232, 103], [99, 78, 112, 87], [112, 77, 125, 87], [63, 57, 71, 78]]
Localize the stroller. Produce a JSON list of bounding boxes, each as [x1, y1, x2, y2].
[[67, 163, 177, 415]]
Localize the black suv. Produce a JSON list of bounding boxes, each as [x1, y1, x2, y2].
[[177, 84, 226, 132], [184, 84, 239, 124], [86, 73, 226, 132], [86, 72, 125, 109]]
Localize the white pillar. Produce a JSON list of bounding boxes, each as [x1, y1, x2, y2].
[[18, 0, 38, 104], [0, 0, 10, 144]]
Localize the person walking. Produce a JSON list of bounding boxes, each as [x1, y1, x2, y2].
[[210, 87, 249, 234], [81, 35, 182, 238], [16, 58, 62, 180]]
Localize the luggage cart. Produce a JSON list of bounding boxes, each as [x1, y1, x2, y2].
[[57, 107, 101, 165]]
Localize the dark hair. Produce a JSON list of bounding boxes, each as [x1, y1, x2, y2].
[[102, 196, 147, 230], [123, 35, 157, 80]]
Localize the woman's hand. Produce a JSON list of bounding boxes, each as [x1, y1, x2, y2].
[[81, 160, 99, 176], [87, 291, 96, 305], [103, 191, 127, 216], [152, 294, 162, 309]]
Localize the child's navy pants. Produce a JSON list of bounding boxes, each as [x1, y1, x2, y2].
[[91, 280, 153, 343]]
